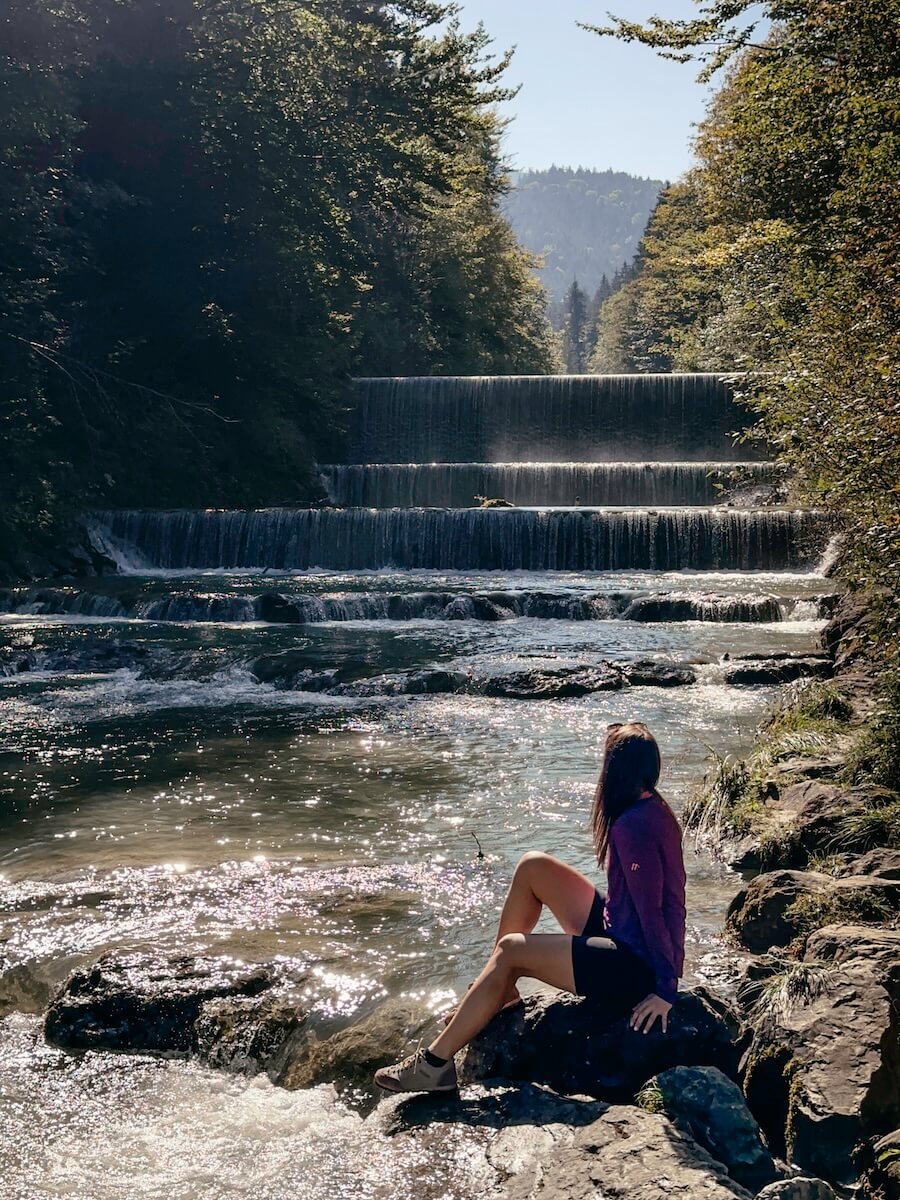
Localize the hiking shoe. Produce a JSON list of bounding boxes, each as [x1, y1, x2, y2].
[[374, 1048, 458, 1094]]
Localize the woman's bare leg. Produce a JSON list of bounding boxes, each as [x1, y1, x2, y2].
[[430, 932, 576, 1060], [449, 853, 596, 1016], [432, 931, 573, 1056], [496, 851, 598, 940]]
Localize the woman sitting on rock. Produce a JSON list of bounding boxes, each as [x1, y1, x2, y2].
[[375, 721, 686, 1094]]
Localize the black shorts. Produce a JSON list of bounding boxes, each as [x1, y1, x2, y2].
[[570, 889, 655, 1019]]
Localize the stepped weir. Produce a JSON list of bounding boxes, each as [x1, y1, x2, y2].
[[95, 374, 830, 573]]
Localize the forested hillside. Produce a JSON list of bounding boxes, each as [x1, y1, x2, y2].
[[589, 0, 899, 660], [503, 167, 663, 304], [1, 0, 558, 570]]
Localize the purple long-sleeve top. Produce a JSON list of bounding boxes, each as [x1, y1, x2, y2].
[[603, 792, 686, 1005]]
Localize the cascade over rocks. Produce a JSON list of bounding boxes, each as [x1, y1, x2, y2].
[[248, 655, 698, 697], [459, 987, 740, 1102], [623, 592, 783, 624]]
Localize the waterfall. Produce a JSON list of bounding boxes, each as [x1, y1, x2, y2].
[[94, 507, 831, 573], [320, 462, 776, 508], [89, 373, 829, 577], [350, 374, 762, 463]]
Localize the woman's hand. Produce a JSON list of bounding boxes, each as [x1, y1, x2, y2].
[[630, 993, 672, 1034]]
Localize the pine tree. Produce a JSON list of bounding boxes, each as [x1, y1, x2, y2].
[[561, 279, 591, 373]]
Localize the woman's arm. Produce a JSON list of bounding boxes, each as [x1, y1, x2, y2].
[[610, 816, 679, 1006]]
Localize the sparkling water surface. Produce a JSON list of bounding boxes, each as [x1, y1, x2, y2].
[[0, 563, 829, 1197]]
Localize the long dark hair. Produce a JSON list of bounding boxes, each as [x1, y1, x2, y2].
[[590, 721, 661, 863]]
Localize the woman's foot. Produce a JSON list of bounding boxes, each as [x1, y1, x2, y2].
[[442, 985, 523, 1026], [374, 1047, 458, 1094]]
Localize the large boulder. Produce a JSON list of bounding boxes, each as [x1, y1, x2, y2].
[[726, 869, 900, 952], [276, 998, 432, 1095], [44, 953, 274, 1053], [740, 925, 900, 1186], [459, 987, 739, 1102], [500, 1103, 753, 1200], [651, 1065, 779, 1192], [371, 1081, 610, 1199]]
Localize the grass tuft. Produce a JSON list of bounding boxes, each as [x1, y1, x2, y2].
[[786, 887, 897, 943], [752, 961, 837, 1022], [635, 1079, 666, 1115]]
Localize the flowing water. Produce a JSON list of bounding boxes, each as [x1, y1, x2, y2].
[[0, 374, 835, 1199]]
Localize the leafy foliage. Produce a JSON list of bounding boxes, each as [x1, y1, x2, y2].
[[588, 1, 900, 657], [0, 0, 558, 569]]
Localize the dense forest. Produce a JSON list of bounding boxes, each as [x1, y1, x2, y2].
[[503, 167, 663, 304], [590, 0, 899, 671], [1, 0, 559, 570]]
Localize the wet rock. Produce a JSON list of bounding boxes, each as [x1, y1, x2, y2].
[[332, 668, 468, 697], [44, 954, 274, 1053], [195, 991, 306, 1076], [754, 1179, 837, 1200], [621, 659, 697, 687], [443, 595, 510, 621], [651, 1065, 779, 1192], [477, 666, 624, 699], [500, 1102, 753, 1200], [726, 869, 900, 952], [724, 658, 833, 686], [249, 649, 341, 689], [277, 998, 433, 1094], [256, 592, 301, 623], [740, 924, 900, 1185], [459, 987, 739, 1102]]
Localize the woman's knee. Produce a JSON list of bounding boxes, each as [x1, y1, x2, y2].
[[495, 932, 526, 967], [514, 850, 554, 879]]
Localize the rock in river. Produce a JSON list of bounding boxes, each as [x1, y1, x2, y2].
[[459, 987, 739, 1102], [44, 953, 275, 1053]]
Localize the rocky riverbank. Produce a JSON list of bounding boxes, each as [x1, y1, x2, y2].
[[687, 593, 900, 1197]]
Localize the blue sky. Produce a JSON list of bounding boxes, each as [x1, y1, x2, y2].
[[453, 1, 715, 181]]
